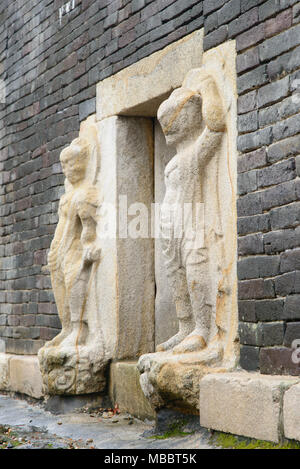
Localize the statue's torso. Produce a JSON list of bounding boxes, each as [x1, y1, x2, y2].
[[160, 145, 207, 264], [161, 143, 202, 224], [50, 185, 97, 278]]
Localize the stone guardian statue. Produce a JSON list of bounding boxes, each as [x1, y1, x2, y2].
[[38, 117, 107, 395], [138, 52, 239, 411], [157, 67, 226, 357]]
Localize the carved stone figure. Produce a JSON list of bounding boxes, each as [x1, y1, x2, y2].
[[157, 70, 225, 357], [138, 44, 239, 411], [38, 115, 156, 395], [38, 117, 107, 395]]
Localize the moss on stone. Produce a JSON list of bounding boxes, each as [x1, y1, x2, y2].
[[149, 419, 195, 440], [210, 432, 300, 449]]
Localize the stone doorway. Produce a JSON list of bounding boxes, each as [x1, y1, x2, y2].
[[96, 30, 205, 360], [96, 30, 239, 415]]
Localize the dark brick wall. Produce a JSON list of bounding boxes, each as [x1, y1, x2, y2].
[[203, 0, 300, 375], [230, 0, 300, 375], [0, 0, 205, 355], [0, 0, 299, 373]]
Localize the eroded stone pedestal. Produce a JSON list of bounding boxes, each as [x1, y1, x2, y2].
[[138, 351, 234, 413]]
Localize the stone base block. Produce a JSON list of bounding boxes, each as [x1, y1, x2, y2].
[[283, 383, 300, 441], [0, 353, 9, 391], [138, 350, 233, 414], [109, 361, 156, 421], [200, 372, 300, 443], [0, 353, 43, 399]]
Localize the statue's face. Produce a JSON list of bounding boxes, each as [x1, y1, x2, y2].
[[158, 88, 202, 146], [60, 138, 89, 185]]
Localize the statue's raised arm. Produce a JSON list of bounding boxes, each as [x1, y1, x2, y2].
[[193, 72, 226, 169], [198, 73, 226, 133]]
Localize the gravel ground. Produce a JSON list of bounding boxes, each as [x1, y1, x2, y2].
[[0, 394, 213, 449]]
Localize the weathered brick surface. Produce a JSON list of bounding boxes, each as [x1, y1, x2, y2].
[[260, 347, 300, 376], [240, 344, 260, 371], [239, 321, 285, 346], [220, 0, 300, 374], [0, 0, 299, 374]]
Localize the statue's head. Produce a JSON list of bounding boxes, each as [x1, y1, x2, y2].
[[60, 137, 90, 186], [157, 88, 203, 147]]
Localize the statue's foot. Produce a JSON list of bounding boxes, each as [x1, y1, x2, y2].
[[176, 338, 224, 365], [40, 334, 79, 369], [173, 334, 207, 354], [156, 330, 191, 352], [51, 323, 87, 352], [38, 330, 70, 368], [156, 318, 194, 352], [56, 329, 79, 349], [41, 330, 69, 350], [42, 346, 70, 367], [196, 340, 223, 363]]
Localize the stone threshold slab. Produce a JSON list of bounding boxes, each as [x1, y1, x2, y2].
[[199, 371, 300, 443]]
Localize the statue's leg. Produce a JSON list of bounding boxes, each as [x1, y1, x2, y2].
[[69, 262, 92, 343], [56, 261, 92, 349], [173, 250, 210, 353], [156, 267, 194, 352], [42, 269, 70, 349]]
